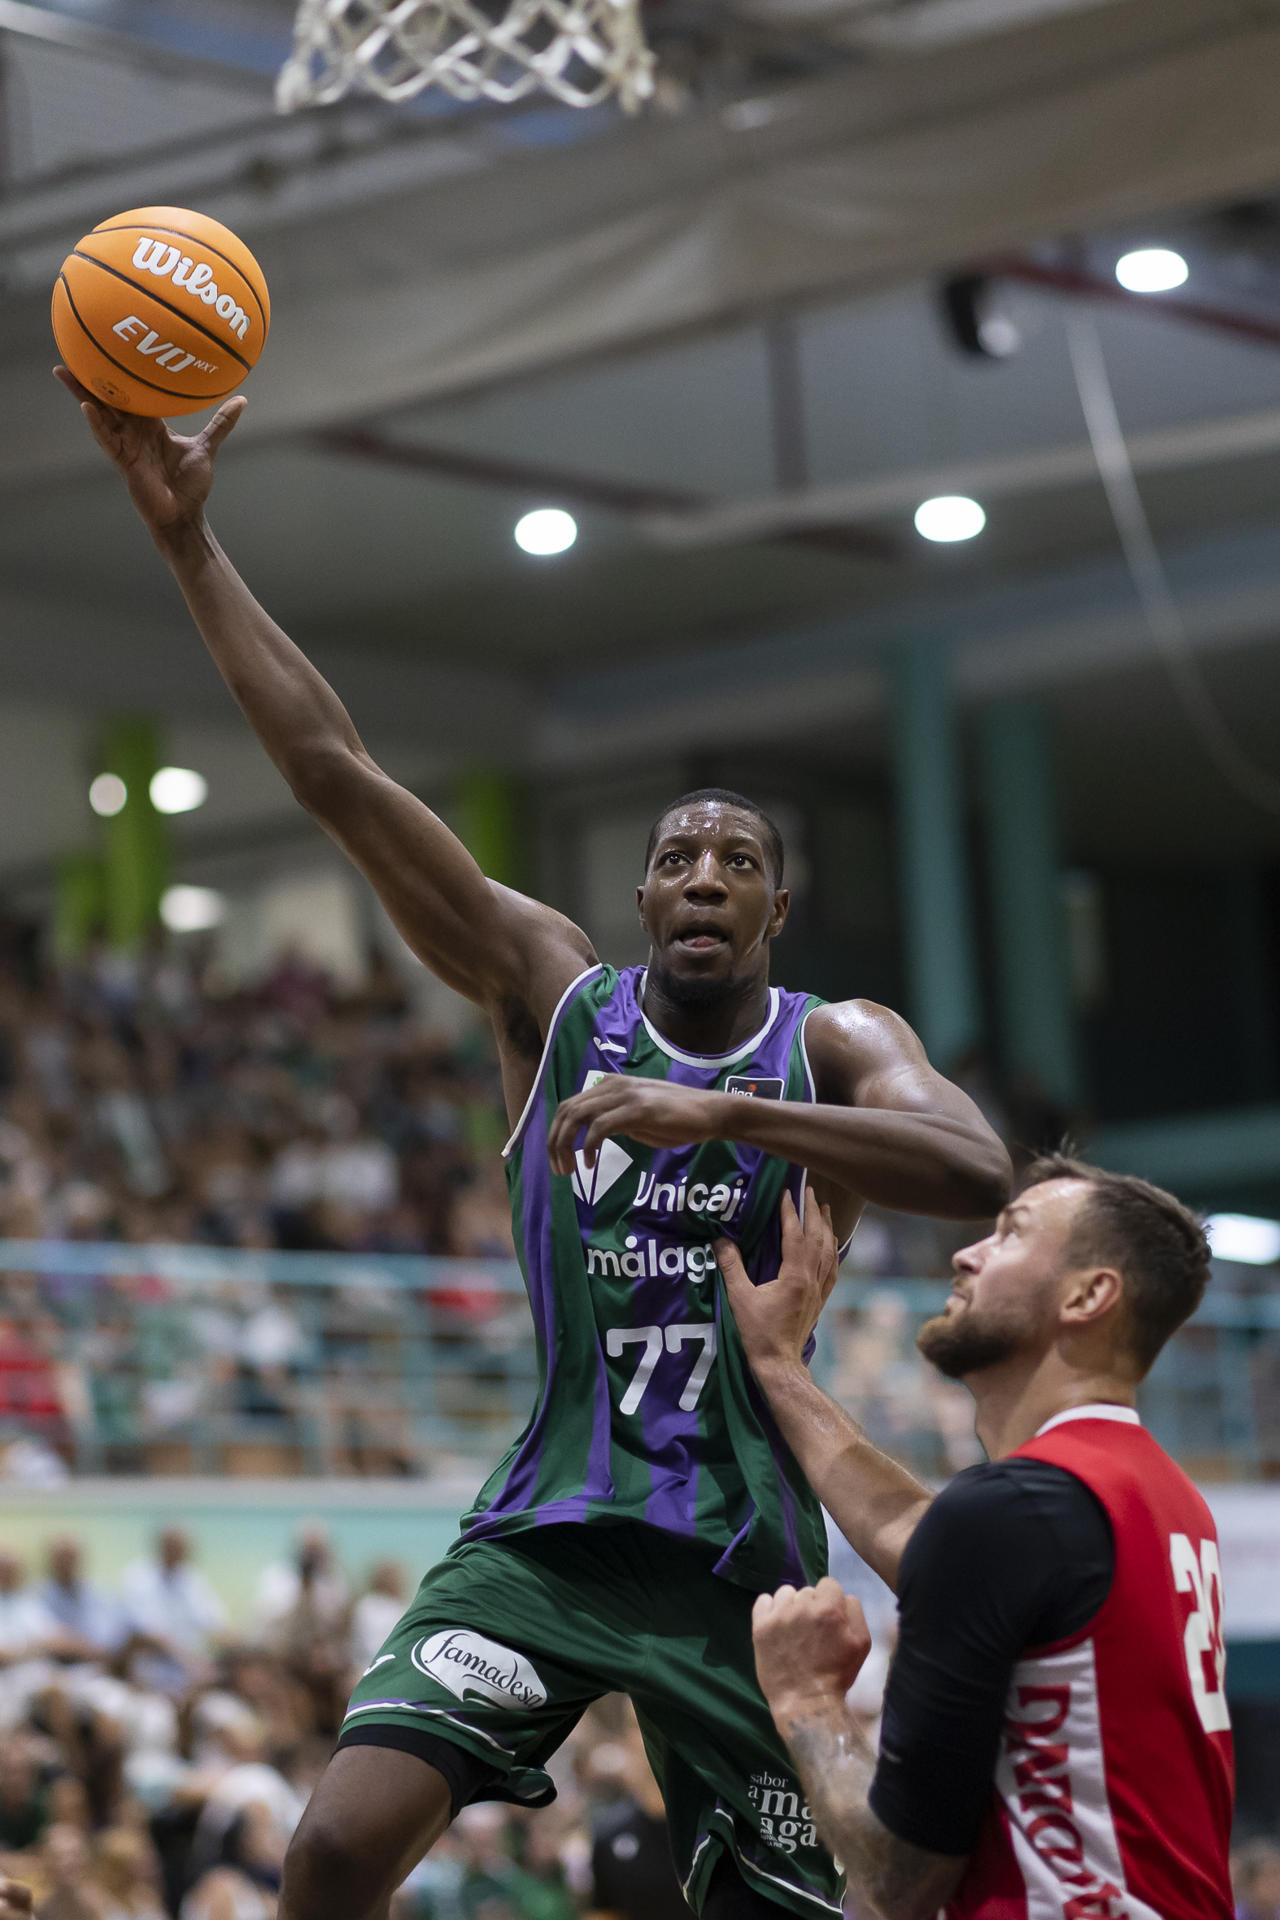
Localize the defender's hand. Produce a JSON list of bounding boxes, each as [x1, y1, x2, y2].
[[753, 1578, 871, 1731], [548, 1076, 720, 1174], [54, 365, 245, 543], [717, 1189, 838, 1370]]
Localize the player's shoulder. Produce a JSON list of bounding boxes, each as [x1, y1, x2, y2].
[[489, 882, 598, 968], [907, 1458, 1102, 1568], [802, 998, 926, 1087]]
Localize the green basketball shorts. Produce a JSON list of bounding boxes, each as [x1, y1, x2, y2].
[[340, 1523, 843, 1920]]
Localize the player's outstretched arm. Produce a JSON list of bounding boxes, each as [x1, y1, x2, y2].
[[55, 370, 594, 1019], [547, 1003, 1010, 1222], [718, 1192, 932, 1592], [753, 1583, 966, 1920], [733, 1000, 1012, 1218]]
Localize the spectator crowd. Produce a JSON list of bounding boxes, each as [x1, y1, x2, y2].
[[0, 1522, 710, 1920], [0, 931, 514, 1261], [0, 929, 981, 1483], [0, 1522, 1276, 1920]]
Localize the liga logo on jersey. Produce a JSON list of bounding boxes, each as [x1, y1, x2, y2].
[[725, 1075, 784, 1099], [411, 1629, 547, 1710]]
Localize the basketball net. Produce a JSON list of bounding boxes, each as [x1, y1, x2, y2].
[[276, 0, 655, 114]]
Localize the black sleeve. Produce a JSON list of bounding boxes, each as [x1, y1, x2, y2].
[[867, 1459, 1114, 1857]]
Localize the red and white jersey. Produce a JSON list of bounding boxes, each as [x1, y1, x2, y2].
[[946, 1406, 1234, 1920]]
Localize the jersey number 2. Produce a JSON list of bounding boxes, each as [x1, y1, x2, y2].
[[606, 1324, 718, 1414], [1170, 1532, 1231, 1734]]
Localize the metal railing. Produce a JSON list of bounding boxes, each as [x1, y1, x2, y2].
[[0, 1243, 1276, 1480]]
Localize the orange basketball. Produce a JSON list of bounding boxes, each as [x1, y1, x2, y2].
[[52, 205, 270, 418]]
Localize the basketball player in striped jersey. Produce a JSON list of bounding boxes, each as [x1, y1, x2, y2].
[[57, 371, 1012, 1920], [730, 1156, 1233, 1920]]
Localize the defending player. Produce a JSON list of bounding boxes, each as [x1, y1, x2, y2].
[[726, 1157, 1234, 1920], [56, 373, 1012, 1920]]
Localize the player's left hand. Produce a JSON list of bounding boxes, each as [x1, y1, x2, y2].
[[752, 1578, 871, 1731], [548, 1076, 720, 1174], [716, 1188, 837, 1371]]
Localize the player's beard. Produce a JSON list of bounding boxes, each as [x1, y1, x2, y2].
[[916, 1306, 1027, 1380], [647, 954, 741, 1010]]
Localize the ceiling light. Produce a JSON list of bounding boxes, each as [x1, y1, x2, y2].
[[1115, 248, 1188, 294], [150, 767, 208, 815], [88, 773, 127, 818], [515, 508, 577, 556], [160, 885, 226, 934], [915, 496, 986, 543], [1205, 1213, 1280, 1266]]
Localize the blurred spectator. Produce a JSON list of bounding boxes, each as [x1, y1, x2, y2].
[[36, 1542, 122, 1666], [1236, 1841, 1280, 1920], [0, 1554, 58, 1733], [119, 1535, 225, 1692], [0, 1317, 64, 1440], [449, 1804, 575, 1920], [180, 1802, 284, 1920], [582, 1716, 684, 1920], [34, 1825, 97, 1920], [0, 1554, 55, 1665], [0, 1737, 51, 1853], [92, 1828, 165, 1920], [252, 1534, 347, 1653], [348, 1565, 407, 1679]]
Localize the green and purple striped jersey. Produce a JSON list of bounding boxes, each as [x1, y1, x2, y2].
[[459, 964, 830, 1592]]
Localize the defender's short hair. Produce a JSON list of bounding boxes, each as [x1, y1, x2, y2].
[[1022, 1153, 1211, 1376], [645, 789, 785, 885]]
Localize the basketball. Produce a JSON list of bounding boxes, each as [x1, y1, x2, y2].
[[51, 205, 270, 418]]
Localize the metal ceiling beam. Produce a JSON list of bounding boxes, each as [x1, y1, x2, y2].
[[315, 426, 900, 560], [0, 0, 283, 80], [639, 398, 1280, 548], [536, 517, 1280, 768]]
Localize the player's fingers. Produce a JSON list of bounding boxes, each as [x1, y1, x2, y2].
[[546, 1095, 588, 1168], [79, 400, 122, 458], [752, 1591, 776, 1630], [779, 1186, 800, 1249], [53, 363, 95, 404], [713, 1237, 748, 1298], [819, 1203, 840, 1303], [201, 394, 248, 453]]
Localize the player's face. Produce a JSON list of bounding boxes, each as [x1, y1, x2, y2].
[[638, 803, 788, 1002], [918, 1180, 1086, 1380]]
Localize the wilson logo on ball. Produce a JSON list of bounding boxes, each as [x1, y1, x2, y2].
[[131, 238, 252, 340]]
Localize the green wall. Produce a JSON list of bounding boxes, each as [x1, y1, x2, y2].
[[0, 1478, 480, 1624]]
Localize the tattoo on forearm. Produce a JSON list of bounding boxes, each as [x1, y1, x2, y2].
[[781, 1710, 963, 1920]]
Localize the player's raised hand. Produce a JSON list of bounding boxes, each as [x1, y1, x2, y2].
[[752, 1578, 871, 1728], [717, 1188, 838, 1371], [54, 365, 245, 545]]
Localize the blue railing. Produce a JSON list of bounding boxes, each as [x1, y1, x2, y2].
[[0, 1243, 1275, 1480]]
